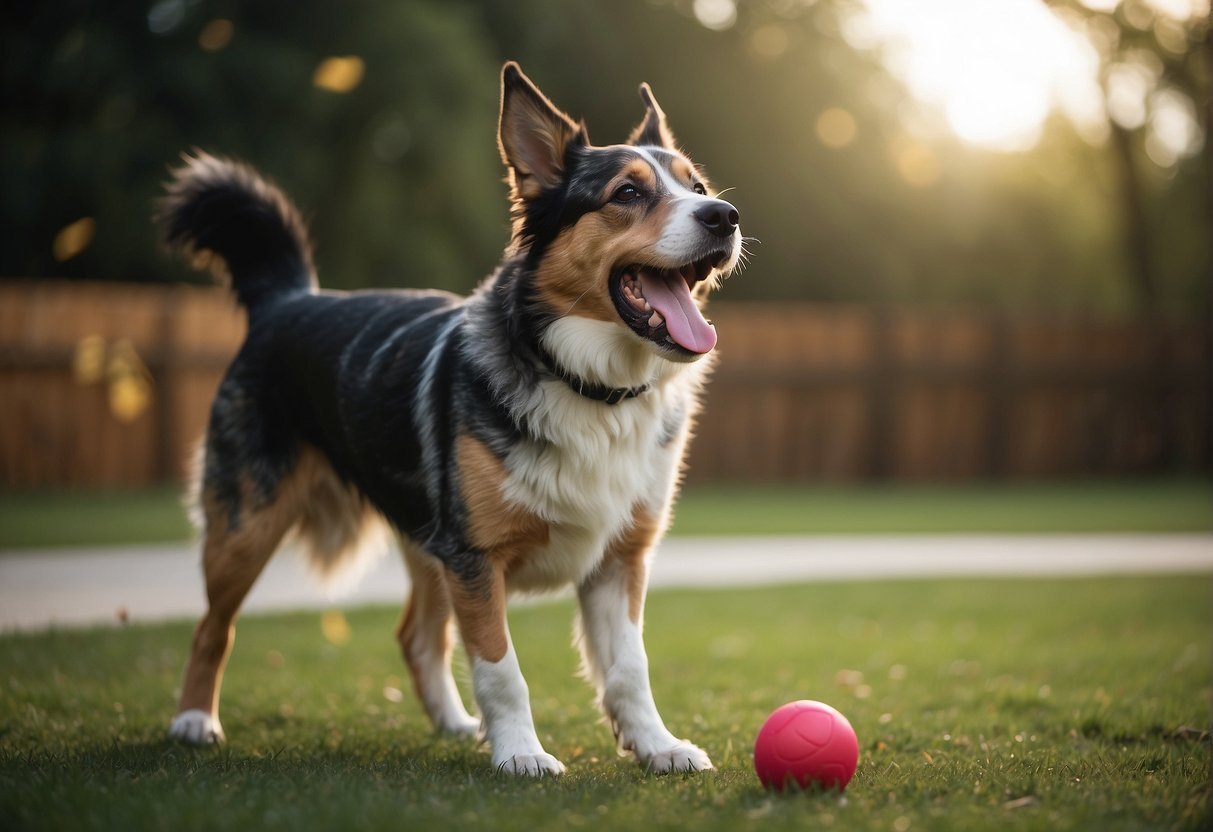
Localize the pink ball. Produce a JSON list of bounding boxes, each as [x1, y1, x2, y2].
[[754, 700, 859, 792]]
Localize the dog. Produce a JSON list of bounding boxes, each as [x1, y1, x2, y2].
[[161, 62, 742, 776]]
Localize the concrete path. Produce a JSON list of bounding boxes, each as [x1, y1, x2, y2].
[[2, 535, 1211, 632]]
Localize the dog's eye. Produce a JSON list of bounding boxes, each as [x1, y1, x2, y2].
[[612, 184, 640, 203], [692, 182, 707, 196]]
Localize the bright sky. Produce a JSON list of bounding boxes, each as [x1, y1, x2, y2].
[[843, 0, 1103, 151], [838, 0, 1206, 161]]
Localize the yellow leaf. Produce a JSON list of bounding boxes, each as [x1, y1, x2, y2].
[[108, 374, 151, 422], [52, 217, 95, 262], [72, 335, 106, 384], [313, 57, 364, 93], [321, 610, 351, 645], [198, 18, 234, 51]]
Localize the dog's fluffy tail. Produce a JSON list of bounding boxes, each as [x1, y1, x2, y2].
[[159, 151, 316, 311]]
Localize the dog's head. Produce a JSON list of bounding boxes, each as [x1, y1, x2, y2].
[[498, 62, 742, 371]]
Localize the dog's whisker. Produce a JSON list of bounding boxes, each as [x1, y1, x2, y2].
[[558, 285, 596, 319]]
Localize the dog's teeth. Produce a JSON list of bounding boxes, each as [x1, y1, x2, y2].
[[643, 300, 652, 312], [648, 312, 662, 328]]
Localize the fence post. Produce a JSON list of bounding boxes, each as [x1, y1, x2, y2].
[[866, 306, 894, 480], [984, 312, 1011, 478], [154, 287, 182, 483]]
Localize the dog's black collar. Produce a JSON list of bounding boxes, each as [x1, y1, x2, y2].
[[536, 347, 649, 405]]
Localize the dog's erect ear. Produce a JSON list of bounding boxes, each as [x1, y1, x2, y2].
[[627, 82, 676, 149], [498, 62, 587, 201]]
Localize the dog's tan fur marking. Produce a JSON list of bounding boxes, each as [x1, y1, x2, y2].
[[533, 228, 619, 322], [457, 434, 550, 569], [179, 470, 303, 716], [178, 445, 383, 720], [622, 160, 658, 189], [446, 563, 510, 663], [606, 505, 662, 623], [532, 189, 676, 323], [448, 433, 548, 664], [293, 454, 387, 578], [670, 158, 697, 186], [397, 542, 458, 706]]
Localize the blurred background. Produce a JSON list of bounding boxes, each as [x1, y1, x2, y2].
[[1, 0, 1210, 533]]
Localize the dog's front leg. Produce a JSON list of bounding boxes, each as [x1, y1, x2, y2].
[[577, 543, 713, 773], [447, 559, 565, 776]]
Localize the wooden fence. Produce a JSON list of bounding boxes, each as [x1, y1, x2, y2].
[[695, 304, 1209, 481], [0, 281, 1207, 487], [0, 282, 244, 488]]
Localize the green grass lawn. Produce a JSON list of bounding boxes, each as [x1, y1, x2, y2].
[[2, 576, 1209, 831], [671, 479, 1212, 536], [2, 479, 1209, 550], [0, 486, 194, 550]]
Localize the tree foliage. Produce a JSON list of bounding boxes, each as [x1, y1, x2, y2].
[[3, 0, 505, 291], [2, 0, 1208, 316]]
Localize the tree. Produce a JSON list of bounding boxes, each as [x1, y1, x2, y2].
[[1, 0, 506, 291]]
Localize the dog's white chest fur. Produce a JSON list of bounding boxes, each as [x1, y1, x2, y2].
[[499, 380, 691, 592]]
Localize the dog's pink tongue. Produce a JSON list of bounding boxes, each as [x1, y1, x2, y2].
[[639, 270, 717, 354]]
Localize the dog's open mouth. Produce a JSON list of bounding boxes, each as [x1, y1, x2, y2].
[[611, 252, 726, 355]]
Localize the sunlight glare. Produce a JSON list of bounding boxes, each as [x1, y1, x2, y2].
[[890, 137, 941, 187], [1145, 0, 1210, 20], [846, 0, 1106, 151], [816, 107, 858, 148], [693, 0, 737, 31], [1105, 61, 1153, 128], [1145, 87, 1201, 166], [749, 23, 790, 58]]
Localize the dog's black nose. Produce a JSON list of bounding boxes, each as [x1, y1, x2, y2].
[[693, 199, 739, 238]]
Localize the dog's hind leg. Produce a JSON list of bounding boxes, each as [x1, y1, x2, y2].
[[397, 540, 479, 736], [170, 470, 302, 745]]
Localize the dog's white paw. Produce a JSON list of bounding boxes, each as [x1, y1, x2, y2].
[[437, 713, 481, 738], [494, 752, 566, 777], [169, 709, 224, 745], [641, 740, 713, 774]]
